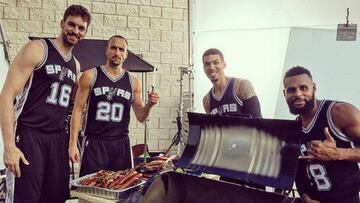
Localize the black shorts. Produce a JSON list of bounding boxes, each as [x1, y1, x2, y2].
[[79, 135, 133, 177], [6, 126, 70, 203]]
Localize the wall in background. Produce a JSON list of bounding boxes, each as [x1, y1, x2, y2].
[[0, 0, 189, 152]]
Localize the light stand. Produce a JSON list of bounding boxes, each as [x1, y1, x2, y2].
[[0, 23, 10, 65], [165, 66, 194, 155], [142, 72, 149, 163]]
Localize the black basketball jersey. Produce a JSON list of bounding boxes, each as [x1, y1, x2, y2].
[[83, 66, 134, 138], [15, 39, 77, 132], [296, 100, 360, 202], [207, 77, 245, 115]]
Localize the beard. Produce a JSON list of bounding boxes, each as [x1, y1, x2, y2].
[[61, 32, 80, 47], [287, 93, 315, 115], [109, 58, 123, 67], [208, 74, 219, 83]]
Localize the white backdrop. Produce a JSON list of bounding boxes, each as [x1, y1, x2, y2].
[[275, 27, 360, 119], [193, 0, 360, 118]]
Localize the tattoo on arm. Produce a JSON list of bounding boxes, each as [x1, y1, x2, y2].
[[238, 79, 256, 101]]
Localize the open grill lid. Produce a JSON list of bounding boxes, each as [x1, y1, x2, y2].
[[176, 112, 302, 190]]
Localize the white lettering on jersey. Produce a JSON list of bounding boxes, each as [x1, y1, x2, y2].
[[210, 103, 238, 114], [46, 65, 55, 74], [93, 86, 132, 101], [55, 65, 61, 73], [210, 108, 218, 115], [96, 101, 124, 122], [300, 144, 307, 156], [124, 91, 131, 100], [308, 164, 332, 191], [102, 86, 110, 95], [223, 104, 229, 112], [94, 88, 102, 96], [229, 103, 237, 112], [117, 89, 125, 97], [46, 82, 72, 107], [46, 64, 76, 82]]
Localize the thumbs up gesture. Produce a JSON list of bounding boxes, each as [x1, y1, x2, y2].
[[300, 127, 339, 161]]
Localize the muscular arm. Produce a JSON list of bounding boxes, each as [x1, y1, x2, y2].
[[236, 79, 262, 118], [304, 102, 360, 162], [243, 96, 262, 118], [0, 40, 44, 176], [330, 102, 360, 161], [202, 95, 210, 114], [69, 69, 93, 163], [131, 75, 159, 123]]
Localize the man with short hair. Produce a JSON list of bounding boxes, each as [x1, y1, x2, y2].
[[202, 48, 263, 190], [0, 5, 91, 203], [202, 48, 262, 118], [69, 35, 159, 177], [283, 66, 360, 203]]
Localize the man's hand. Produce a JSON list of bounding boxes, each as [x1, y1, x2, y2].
[[4, 146, 29, 177], [147, 91, 159, 107], [300, 127, 339, 161], [301, 193, 321, 203], [69, 144, 80, 163]]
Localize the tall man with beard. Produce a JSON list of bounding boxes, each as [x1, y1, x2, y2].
[[283, 66, 360, 203], [68, 35, 159, 177], [0, 5, 91, 203]]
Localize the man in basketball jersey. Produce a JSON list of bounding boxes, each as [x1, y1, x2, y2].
[[202, 48, 264, 189], [0, 5, 91, 203], [202, 48, 262, 118], [68, 35, 159, 177], [283, 66, 360, 203]]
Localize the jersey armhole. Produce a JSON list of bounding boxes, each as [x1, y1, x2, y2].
[[128, 73, 135, 103], [90, 68, 97, 90], [327, 101, 351, 142], [232, 79, 243, 106], [73, 56, 81, 76], [205, 91, 211, 112], [34, 39, 48, 71], [82, 68, 97, 135]]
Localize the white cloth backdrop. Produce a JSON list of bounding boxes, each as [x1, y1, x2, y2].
[[274, 27, 360, 119]]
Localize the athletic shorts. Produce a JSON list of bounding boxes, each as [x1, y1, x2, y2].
[[6, 126, 70, 203], [79, 135, 133, 177]]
